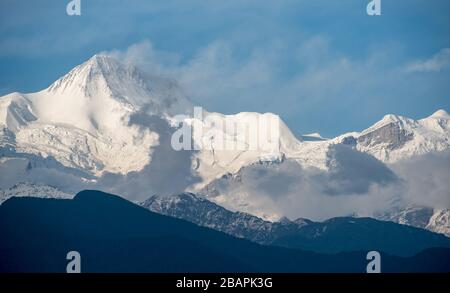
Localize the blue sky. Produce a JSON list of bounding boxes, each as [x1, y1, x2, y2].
[[0, 0, 449, 137]]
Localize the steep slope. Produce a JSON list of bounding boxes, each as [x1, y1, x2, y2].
[[1, 190, 450, 272], [0, 55, 191, 176]]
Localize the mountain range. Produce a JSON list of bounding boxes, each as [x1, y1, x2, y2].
[[141, 192, 450, 257], [0, 54, 449, 237], [1, 190, 449, 272]]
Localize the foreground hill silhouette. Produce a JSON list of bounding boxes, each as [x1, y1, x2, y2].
[[143, 193, 450, 257], [0, 190, 449, 272]]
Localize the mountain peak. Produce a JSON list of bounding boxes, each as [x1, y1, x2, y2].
[[361, 113, 413, 134], [87, 53, 116, 65], [44, 54, 191, 116], [82, 54, 128, 77], [46, 54, 141, 96], [380, 113, 403, 123], [429, 109, 450, 119]]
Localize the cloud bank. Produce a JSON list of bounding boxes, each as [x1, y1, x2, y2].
[[203, 148, 450, 221]]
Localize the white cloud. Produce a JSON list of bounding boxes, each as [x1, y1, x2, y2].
[[406, 48, 450, 72], [106, 39, 278, 112], [204, 149, 450, 222]]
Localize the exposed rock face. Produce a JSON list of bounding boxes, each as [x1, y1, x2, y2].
[[427, 209, 450, 237], [357, 122, 414, 151]]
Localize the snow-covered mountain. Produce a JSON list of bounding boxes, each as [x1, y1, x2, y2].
[[1, 54, 449, 237], [282, 109, 450, 171], [0, 54, 190, 176], [335, 110, 450, 163], [2, 54, 449, 183], [186, 110, 303, 188], [185, 107, 450, 187], [193, 109, 450, 224], [0, 54, 303, 185]]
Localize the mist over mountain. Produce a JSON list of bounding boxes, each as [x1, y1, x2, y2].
[[0, 54, 449, 235]]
